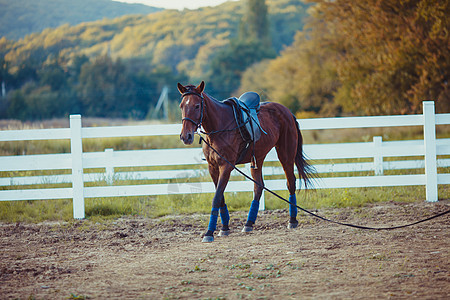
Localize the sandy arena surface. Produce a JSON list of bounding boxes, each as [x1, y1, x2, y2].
[[1, 201, 449, 299]]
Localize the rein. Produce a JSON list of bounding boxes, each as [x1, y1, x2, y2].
[[198, 133, 450, 231], [201, 119, 249, 136]]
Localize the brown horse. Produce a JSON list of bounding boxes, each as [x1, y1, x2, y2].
[[178, 81, 313, 242]]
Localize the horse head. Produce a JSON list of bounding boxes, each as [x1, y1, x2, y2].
[[178, 81, 205, 145]]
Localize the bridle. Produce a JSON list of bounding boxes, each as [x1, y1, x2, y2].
[[181, 90, 205, 131], [180, 90, 250, 137]]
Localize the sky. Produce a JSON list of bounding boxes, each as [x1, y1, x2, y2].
[[115, 0, 234, 10]]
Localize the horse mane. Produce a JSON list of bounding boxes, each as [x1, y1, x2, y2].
[[183, 83, 225, 104], [183, 85, 220, 102], [203, 92, 222, 103]]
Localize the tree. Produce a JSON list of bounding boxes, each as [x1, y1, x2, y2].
[[208, 38, 275, 99], [77, 55, 129, 117], [239, 10, 341, 116], [5, 82, 62, 120], [208, 0, 275, 99], [240, 0, 271, 47], [268, 0, 310, 53], [312, 0, 450, 115], [39, 61, 67, 91], [249, 0, 449, 116], [1, 0, 315, 120], [76, 55, 188, 119]]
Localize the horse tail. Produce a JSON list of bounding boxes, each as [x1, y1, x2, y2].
[[293, 115, 315, 189]]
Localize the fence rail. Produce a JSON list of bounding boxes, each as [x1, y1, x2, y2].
[[0, 101, 449, 219]]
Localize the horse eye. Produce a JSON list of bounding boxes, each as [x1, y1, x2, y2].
[[195, 104, 200, 110]]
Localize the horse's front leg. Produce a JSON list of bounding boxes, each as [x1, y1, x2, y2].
[[242, 163, 264, 232], [202, 165, 232, 243]]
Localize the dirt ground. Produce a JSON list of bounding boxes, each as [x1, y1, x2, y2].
[[1, 201, 449, 300]]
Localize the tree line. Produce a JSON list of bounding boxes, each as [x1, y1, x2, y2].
[[240, 0, 449, 116], [1, 0, 448, 121], [0, 0, 309, 121], [0, 53, 186, 120]]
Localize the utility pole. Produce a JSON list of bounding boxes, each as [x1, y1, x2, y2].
[[151, 86, 169, 120]]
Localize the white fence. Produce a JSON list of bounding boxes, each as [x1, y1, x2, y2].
[[0, 101, 449, 219]]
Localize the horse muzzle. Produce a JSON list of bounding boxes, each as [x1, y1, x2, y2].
[[180, 131, 194, 145]]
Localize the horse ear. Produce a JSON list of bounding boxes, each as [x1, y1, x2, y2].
[[196, 81, 205, 94], [177, 83, 187, 94]]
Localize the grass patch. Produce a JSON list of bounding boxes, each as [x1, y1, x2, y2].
[[0, 199, 73, 223], [2, 184, 448, 223], [293, 186, 424, 209]]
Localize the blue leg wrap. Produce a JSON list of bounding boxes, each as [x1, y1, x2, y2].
[[220, 205, 230, 226], [208, 208, 219, 232], [247, 200, 260, 223], [289, 194, 297, 218]]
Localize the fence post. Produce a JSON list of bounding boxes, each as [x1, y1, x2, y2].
[[259, 190, 265, 211], [373, 136, 383, 175], [247, 163, 265, 211], [105, 148, 114, 185], [70, 115, 85, 218], [423, 101, 438, 202]]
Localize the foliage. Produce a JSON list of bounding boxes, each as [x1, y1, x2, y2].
[[2, 1, 308, 80], [0, 0, 310, 120], [0, 0, 162, 40], [207, 0, 277, 99], [6, 83, 63, 120], [244, 0, 450, 116], [2, 53, 187, 120], [240, 30, 340, 115], [208, 38, 276, 99], [4, 1, 444, 119], [320, 0, 450, 115], [240, 0, 272, 47], [267, 0, 310, 53]]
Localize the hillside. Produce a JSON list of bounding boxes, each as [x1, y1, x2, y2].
[[0, 0, 162, 40], [0, 0, 310, 121], [2, 0, 309, 81]]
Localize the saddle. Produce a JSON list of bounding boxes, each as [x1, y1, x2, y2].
[[223, 92, 267, 167], [224, 92, 267, 143]]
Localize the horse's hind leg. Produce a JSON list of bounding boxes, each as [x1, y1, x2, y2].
[[276, 146, 299, 229], [242, 162, 264, 232], [218, 203, 230, 236], [280, 161, 299, 228]]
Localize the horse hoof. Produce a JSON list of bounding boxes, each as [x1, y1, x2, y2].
[[202, 235, 214, 243], [218, 230, 230, 237], [288, 221, 299, 229], [242, 226, 253, 233]]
